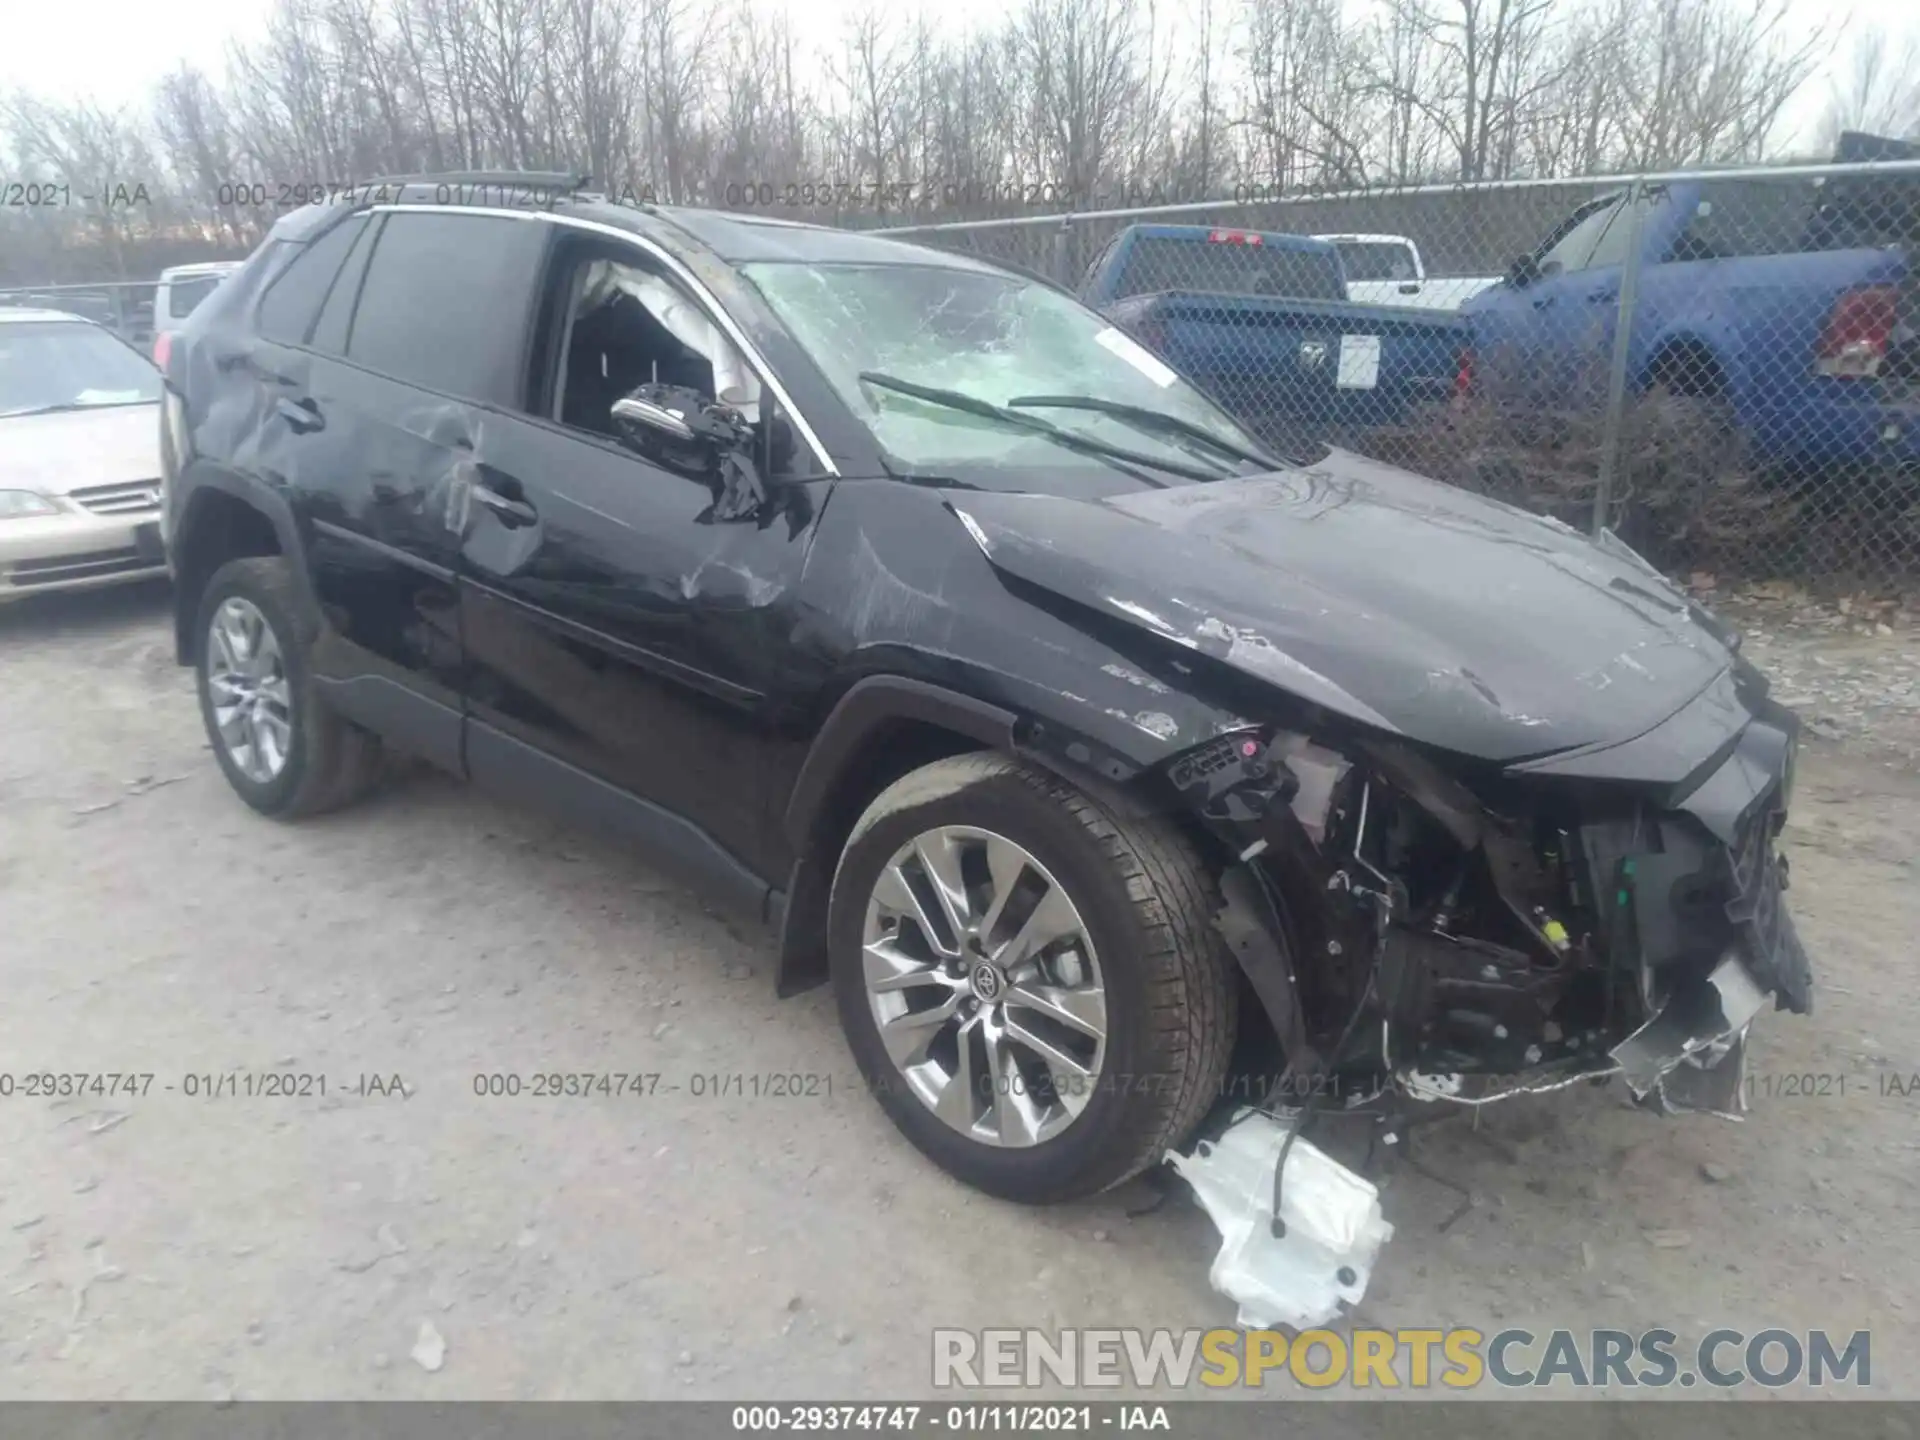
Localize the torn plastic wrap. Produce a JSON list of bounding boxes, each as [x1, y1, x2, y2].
[[1166, 1109, 1393, 1331]]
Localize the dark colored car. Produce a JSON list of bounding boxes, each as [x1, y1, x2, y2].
[[159, 175, 1811, 1208]]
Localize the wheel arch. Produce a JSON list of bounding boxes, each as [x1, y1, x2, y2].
[[772, 676, 1174, 998], [170, 467, 310, 666], [1638, 332, 1734, 401]]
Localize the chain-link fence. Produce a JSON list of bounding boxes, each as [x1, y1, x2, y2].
[[0, 280, 159, 347], [874, 148, 1920, 587]]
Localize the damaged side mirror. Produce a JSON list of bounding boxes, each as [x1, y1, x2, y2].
[[610, 382, 767, 521], [611, 383, 745, 454]]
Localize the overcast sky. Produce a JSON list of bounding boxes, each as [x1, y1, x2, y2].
[[2, 0, 1915, 160]]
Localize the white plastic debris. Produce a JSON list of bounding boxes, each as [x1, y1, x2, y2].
[[1166, 1108, 1393, 1331], [410, 1320, 447, 1372]]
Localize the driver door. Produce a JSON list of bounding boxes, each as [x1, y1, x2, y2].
[[1476, 192, 1632, 411], [456, 230, 831, 899]]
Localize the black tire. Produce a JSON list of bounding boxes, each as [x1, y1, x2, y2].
[[195, 556, 382, 819], [828, 753, 1236, 1203]]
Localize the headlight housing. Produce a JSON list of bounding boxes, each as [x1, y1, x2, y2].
[[0, 490, 60, 519]]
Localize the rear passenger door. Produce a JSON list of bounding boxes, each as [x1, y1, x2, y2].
[[238, 211, 454, 768], [290, 208, 551, 770]]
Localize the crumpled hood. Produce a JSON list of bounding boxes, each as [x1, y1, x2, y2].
[[949, 448, 1739, 763], [0, 404, 161, 494]]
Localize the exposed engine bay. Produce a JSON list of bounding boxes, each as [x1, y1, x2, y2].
[[1159, 701, 1809, 1328], [1169, 708, 1811, 1123]]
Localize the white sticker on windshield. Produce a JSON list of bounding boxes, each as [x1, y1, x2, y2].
[[1096, 327, 1178, 388], [1336, 335, 1381, 390]]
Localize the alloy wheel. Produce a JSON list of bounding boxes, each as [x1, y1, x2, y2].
[[860, 825, 1108, 1147], [206, 595, 293, 784]]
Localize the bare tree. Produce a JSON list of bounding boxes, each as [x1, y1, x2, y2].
[[1820, 24, 1920, 144], [822, 8, 911, 207], [1614, 0, 1825, 167], [1, 0, 1912, 284], [2, 92, 163, 278], [1014, 0, 1150, 198]]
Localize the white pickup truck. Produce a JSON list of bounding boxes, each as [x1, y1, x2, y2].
[[1315, 233, 1500, 311]]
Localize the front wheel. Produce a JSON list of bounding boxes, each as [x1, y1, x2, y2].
[[828, 754, 1236, 1203]]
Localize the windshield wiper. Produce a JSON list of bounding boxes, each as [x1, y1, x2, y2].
[[1006, 394, 1277, 470], [2, 399, 154, 419], [856, 372, 1224, 485]]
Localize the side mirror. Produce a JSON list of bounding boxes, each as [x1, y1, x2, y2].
[[612, 385, 719, 448], [1506, 253, 1541, 289], [611, 382, 767, 521]]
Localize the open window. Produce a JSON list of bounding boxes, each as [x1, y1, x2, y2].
[[528, 235, 813, 481]]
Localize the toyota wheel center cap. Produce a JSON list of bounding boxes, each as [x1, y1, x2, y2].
[[969, 961, 1006, 1003]]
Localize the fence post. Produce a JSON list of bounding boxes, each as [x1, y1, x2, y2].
[[1592, 177, 1649, 536], [1050, 218, 1075, 287]]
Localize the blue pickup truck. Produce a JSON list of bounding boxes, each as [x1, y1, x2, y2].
[[1463, 155, 1918, 477], [1078, 225, 1467, 445]]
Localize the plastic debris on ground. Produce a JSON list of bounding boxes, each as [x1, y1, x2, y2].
[[1166, 1107, 1393, 1331]]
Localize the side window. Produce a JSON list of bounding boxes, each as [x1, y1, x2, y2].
[[257, 217, 367, 345], [535, 241, 818, 479], [346, 212, 549, 407], [166, 276, 220, 321], [308, 216, 381, 355], [1676, 192, 1799, 261], [1585, 189, 1661, 271], [1080, 231, 1122, 296], [1536, 195, 1623, 277]]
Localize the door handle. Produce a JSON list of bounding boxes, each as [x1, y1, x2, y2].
[[1531, 294, 1556, 310], [275, 395, 324, 432], [1585, 288, 1619, 304], [472, 484, 537, 528]]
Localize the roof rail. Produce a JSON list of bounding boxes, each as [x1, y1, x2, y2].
[[359, 170, 593, 192]]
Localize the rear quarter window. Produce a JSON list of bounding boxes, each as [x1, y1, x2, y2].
[[256, 218, 368, 346]]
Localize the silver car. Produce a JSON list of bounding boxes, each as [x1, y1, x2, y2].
[[0, 308, 168, 600]]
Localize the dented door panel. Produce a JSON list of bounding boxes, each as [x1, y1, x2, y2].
[[453, 412, 826, 883], [292, 355, 470, 752], [213, 339, 467, 769]]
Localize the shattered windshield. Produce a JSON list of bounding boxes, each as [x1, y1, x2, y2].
[[742, 261, 1278, 485]]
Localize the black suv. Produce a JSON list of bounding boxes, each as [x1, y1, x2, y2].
[[160, 174, 1811, 1206]]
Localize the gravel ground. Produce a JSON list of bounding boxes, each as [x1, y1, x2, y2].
[[2, 580, 1916, 1401]]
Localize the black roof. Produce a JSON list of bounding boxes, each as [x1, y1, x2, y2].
[[643, 206, 1006, 270], [264, 174, 1020, 277]]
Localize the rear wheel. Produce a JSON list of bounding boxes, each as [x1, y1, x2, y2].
[[195, 557, 382, 818], [828, 754, 1236, 1203]]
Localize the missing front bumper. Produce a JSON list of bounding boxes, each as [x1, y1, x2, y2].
[[1610, 952, 1770, 1117]]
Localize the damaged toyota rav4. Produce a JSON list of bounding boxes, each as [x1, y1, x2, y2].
[[160, 175, 1811, 1229]]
